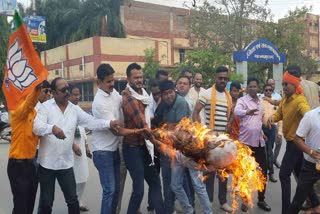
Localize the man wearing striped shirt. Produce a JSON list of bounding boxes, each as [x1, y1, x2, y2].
[[192, 66, 233, 213]]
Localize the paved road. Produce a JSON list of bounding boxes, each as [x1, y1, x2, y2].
[[0, 137, 297, 214]]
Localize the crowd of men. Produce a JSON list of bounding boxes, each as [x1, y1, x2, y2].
[[6, 62, 320, 214]]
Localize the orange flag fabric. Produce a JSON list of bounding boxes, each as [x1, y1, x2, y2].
[[2, 10, 48, 111]]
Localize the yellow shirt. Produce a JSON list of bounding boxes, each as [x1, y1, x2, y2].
[[272, 93, 310, 141], [8, 89, 40, 159]]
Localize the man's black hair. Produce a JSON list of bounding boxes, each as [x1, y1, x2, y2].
[[230, 81, 241, 90], [286, 65, 301, 78], [247, 77, 259, 85], [126, 63, 142, 77], [216, 66, 228, 73], [51, 77, 64, 91], [159, 80, 175, 93], [97, 64, 115, 81], [181, 68, 193, 76], [150, 80, 160, 88], [263, 84, 273, 90], [69, 84, 80, 93], [176, 76, 191, 85], [155, 70, 168, 79]]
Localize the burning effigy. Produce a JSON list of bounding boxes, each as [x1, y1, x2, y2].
[[150, 118, 266, 211]]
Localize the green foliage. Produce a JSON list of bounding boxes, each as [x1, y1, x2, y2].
[[258, 6, 317, 78], [142, 48, 161, 81], [17, 0, 126, 51], [229, 72, 244, 83], [0, 16, 10, 100], [171, 47, 233, 88], [189, 0, 271, 51]]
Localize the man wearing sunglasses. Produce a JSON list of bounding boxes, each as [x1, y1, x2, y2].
[[33, 77, 121, 214], [35, 80, 52, 111], [268, 65, 319, 214], [193, 66, 233, 213], [261, 84, 280, 183]]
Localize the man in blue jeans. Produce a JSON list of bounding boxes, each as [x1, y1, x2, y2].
[[91, 64, 123, 214], [261, 84, 278, 183], [155, 79, 212, 214], [122, 63, 164, 214]]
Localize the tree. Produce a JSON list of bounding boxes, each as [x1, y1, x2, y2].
[[142, 48, 161, 81], [71, 0, 126, 42], [171, 47, 233, 88], [188, 0, 271, 52], [258, 6, 318, 79], [18, 0, 126, 51]]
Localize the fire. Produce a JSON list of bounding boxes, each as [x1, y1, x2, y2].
[[151, 118, 266, 212], [225, 141, 266, 210]]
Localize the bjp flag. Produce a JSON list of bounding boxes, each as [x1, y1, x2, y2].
[[2, 10, 48, 111]]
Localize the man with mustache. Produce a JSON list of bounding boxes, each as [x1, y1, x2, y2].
[[188, 72, 206, 124], [235, 78, 271, 212], [121, 63, 164, 214], [193, 66, 233, 213], [33, 77, 121, 214], [268, 65, 319, 214]]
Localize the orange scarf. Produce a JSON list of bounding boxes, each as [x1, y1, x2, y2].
[[209, 85, 232, 130], [282, 71, 304, 94]]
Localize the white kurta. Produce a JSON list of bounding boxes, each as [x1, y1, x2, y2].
[[73, 126, 89, 184]]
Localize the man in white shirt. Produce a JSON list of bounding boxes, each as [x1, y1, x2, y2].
[[176, 76, 194, 113], [289, 106, 320, 214], [33, 77, 120, 214], [91, 64, 123, 214], [188, 72, 206, 124]]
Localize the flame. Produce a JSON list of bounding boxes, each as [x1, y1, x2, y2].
[[226, 141, 266, 211], [152, 118, 266, 212]]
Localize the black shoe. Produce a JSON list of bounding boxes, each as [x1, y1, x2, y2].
[[241, 203, 248, 212], [274, 161, 280, 168], [269, 174, 277, 183], [257, 201, 271, 211]]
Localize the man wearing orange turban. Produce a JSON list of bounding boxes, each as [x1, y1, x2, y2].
[[269, 65, 319, 214]]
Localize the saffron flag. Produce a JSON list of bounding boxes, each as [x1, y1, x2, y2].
[[2, 10, 48, 111]]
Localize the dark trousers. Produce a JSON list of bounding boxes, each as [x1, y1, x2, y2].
[[38, 165, 79, 214], [280, 141, 318, 214], [249, 145, 268, 202], [122, 144, 164, 214], [289, 159, 320, 214], [148, 150, 161, 211], [7, 158, 38, 214], [204, 171, 228, 205], [263, 126, 276, 174]]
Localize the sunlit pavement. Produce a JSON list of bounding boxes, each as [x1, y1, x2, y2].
[[0, 136, 296, 214]]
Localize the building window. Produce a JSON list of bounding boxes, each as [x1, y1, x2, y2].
[[179, 49, 185, 63], [177, 15, 185, 29], [74, 82, 94, 101]]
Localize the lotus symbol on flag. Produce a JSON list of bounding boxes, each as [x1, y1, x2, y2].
[[6, 39, 38, 90]]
